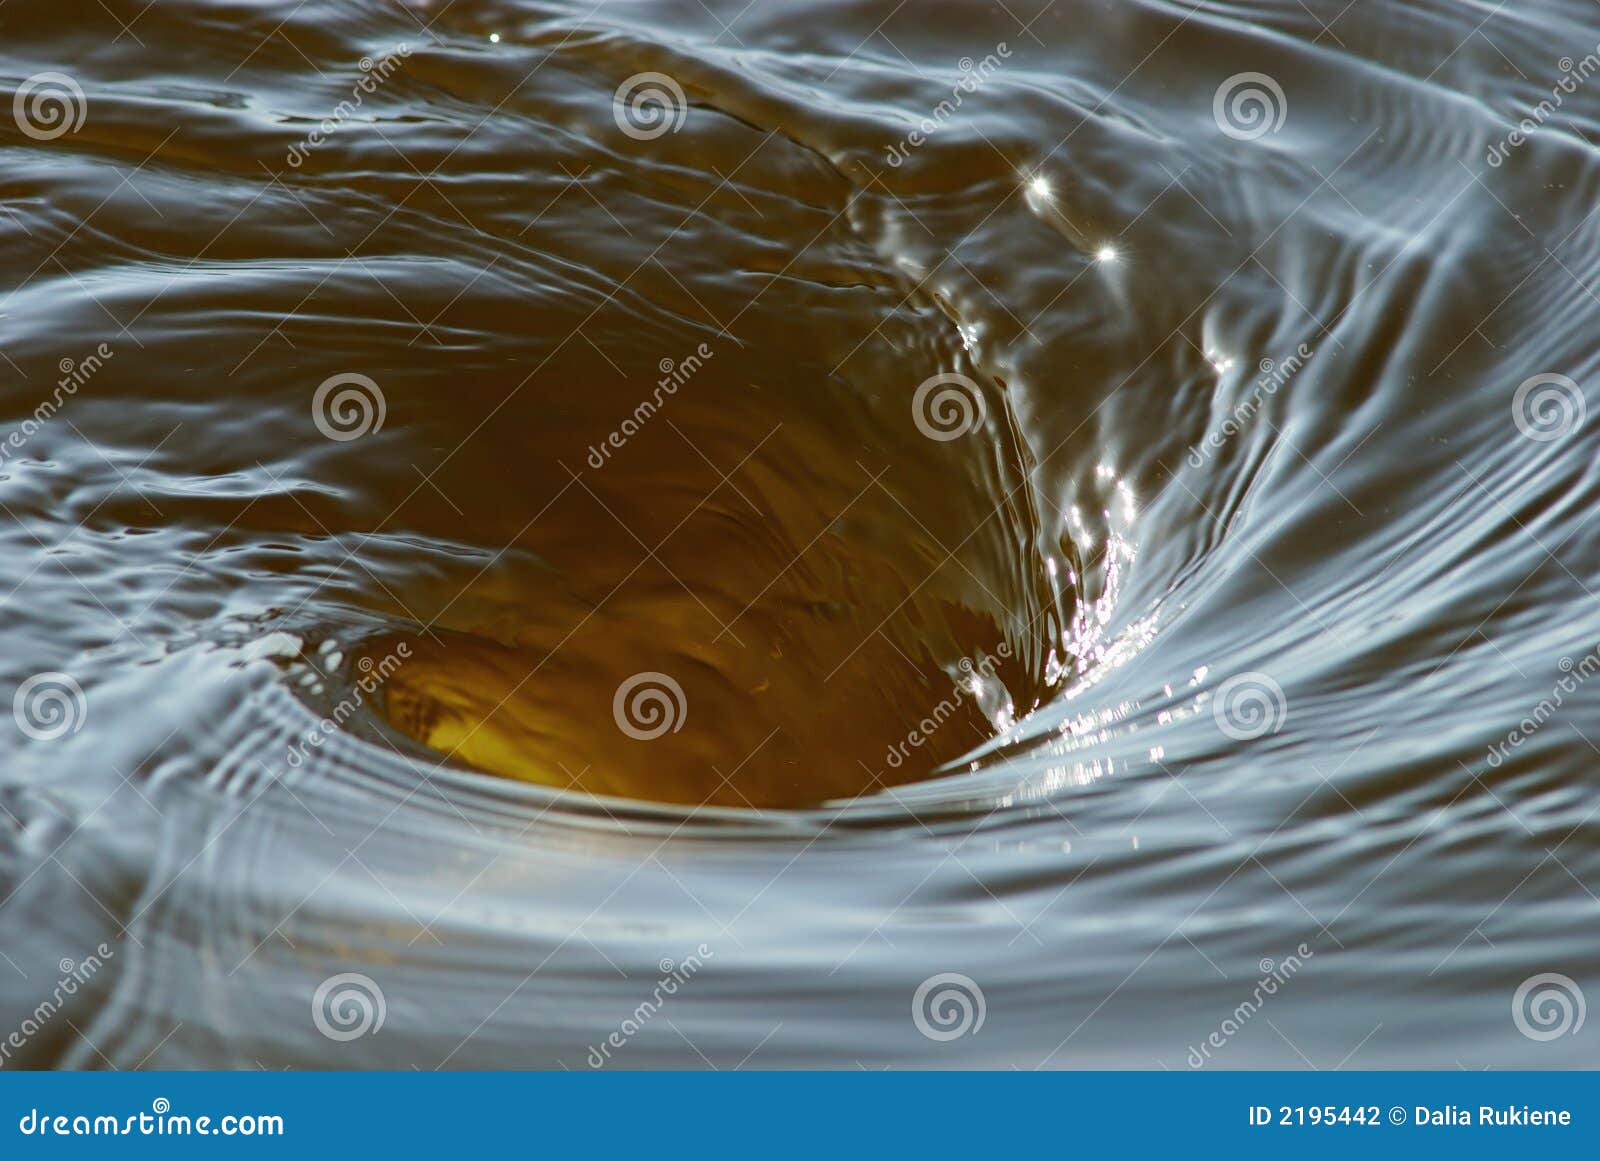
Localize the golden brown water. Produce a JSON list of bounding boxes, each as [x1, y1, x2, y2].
[[357, 346, 1065, 807], [5, 0, 1600, 1070]]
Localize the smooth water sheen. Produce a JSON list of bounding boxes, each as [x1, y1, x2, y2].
[[3, 0, 1599, 1067]]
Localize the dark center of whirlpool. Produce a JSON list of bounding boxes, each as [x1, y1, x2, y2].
[[359, 342, 1071, 808], [325, 41, 1102, 808]]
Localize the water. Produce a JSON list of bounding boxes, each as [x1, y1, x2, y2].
[[2, 0, 1598, 1068]]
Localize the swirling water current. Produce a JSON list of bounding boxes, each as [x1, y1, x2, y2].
[[2, 0, 1599, 1067]]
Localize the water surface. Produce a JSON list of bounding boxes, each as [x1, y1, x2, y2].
[[2, 0, 1599, 1067]]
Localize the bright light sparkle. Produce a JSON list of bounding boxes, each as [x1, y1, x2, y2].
[[1096, 245, 1118, 263], [489, 32, 501, 43], [1029, 175, 1051, 198]]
